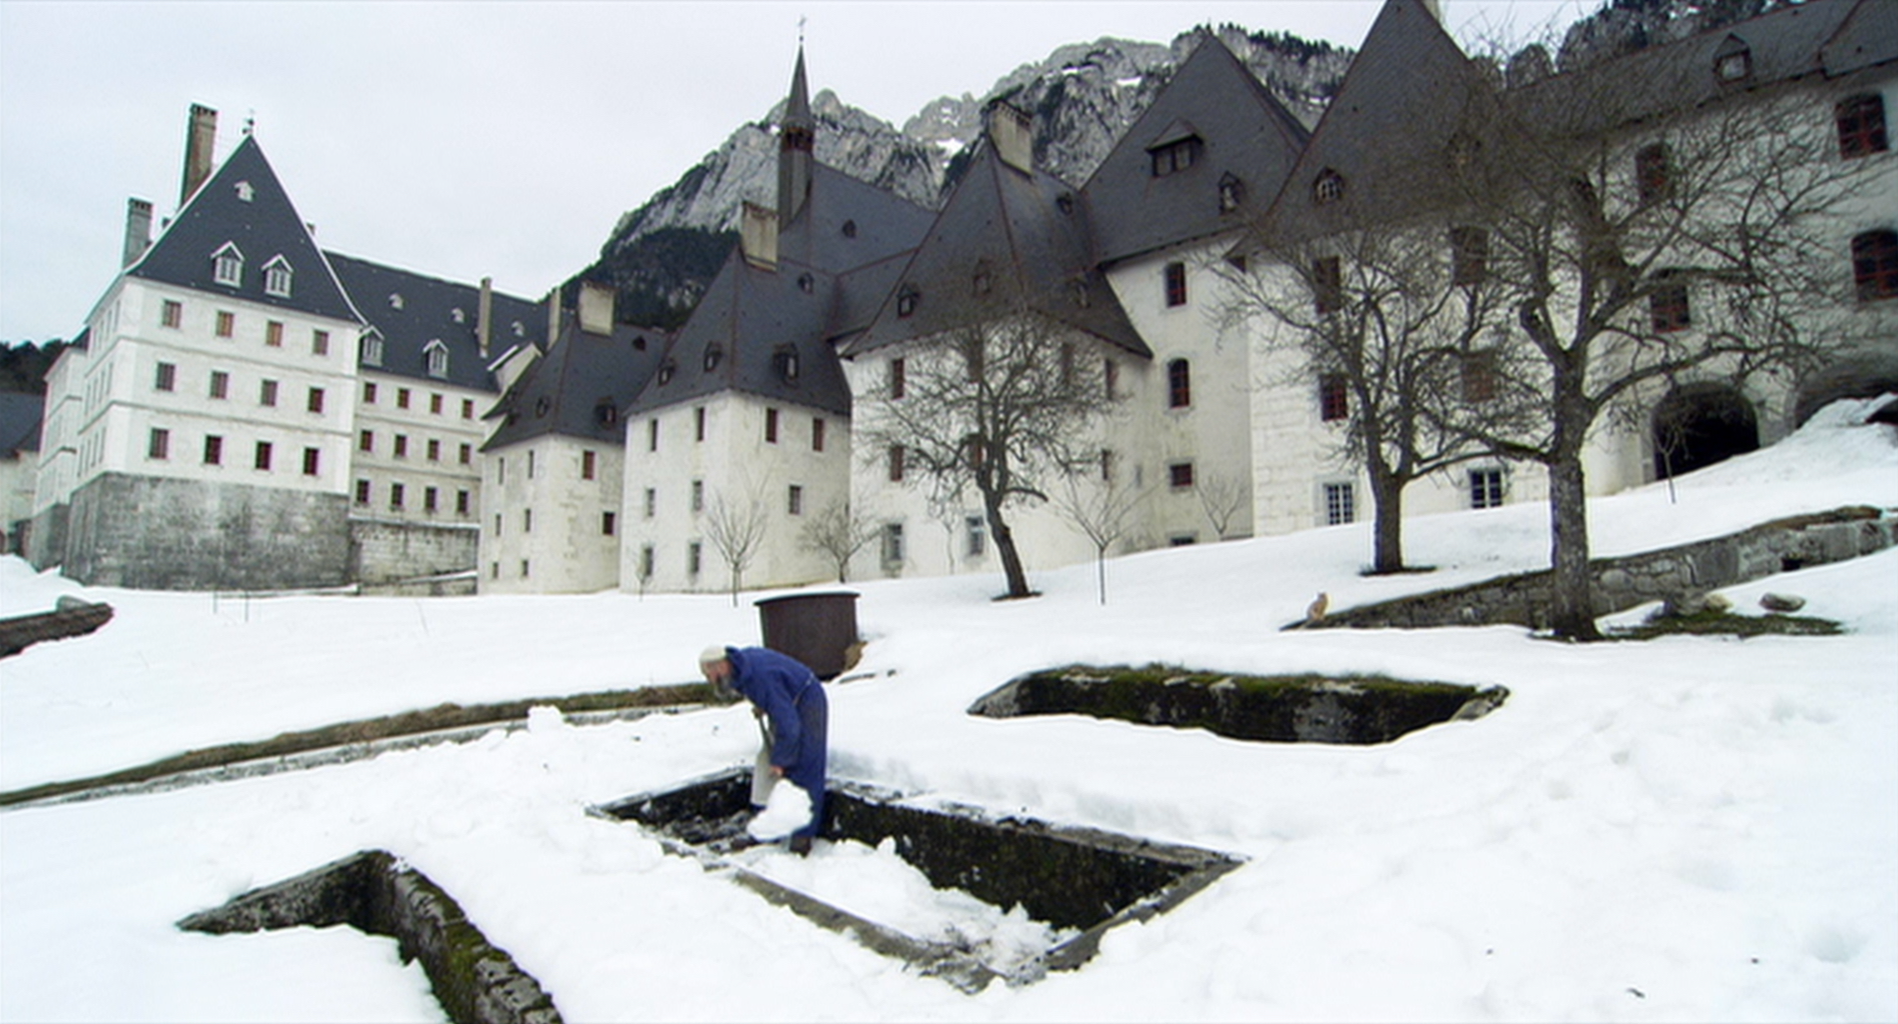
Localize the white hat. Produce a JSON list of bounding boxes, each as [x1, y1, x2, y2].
[[698, 645, 729, 666]]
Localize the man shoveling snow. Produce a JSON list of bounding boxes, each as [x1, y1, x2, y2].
[[700, 644, 829, 855]]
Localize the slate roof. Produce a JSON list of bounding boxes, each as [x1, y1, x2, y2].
[[627, 163, 936, 418], [1080, 35, 1312, 266], [483, 318, 670, 450], [1255, 0, 1497, 248], [127, 134, 360, 325], [326, 252, 545, 393], [844, 132, 1148, 359], [0, 391, 44, 456]]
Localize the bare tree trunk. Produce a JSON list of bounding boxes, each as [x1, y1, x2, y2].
[[1367, 464, 1407, 575], [985, 492, 1032, 598], [1546, 380, 1599, 640]]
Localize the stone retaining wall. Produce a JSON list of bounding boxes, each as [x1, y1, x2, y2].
[[1315, 506, 1896, 631]]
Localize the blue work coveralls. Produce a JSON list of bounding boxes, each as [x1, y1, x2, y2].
[[723, 646, 828, 840]]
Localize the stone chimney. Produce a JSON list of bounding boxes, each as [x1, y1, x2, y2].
[[122, 198, 153, 268], [578, 281, 616, 336], [546, 290, 563, 346], [987, 102, 1034, 175], [741, 201, 780, 270], [181, 104, 217, 206], [477, 277, 494, 358]]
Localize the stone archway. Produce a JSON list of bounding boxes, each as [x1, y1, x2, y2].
[[1791, 351, 1898, 427], [1651, 383, 1760, 480]]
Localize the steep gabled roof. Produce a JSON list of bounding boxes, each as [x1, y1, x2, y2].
[[483, 318, 670, 450], [1081, 34, 1312, 265], [127, 134, 360, 325], [1822, 0, 1898, 78], [326, 253, 543, 393], [0, 390, 44, 456], [845, 132, 1147, 359], [1257, 0, 1494, 246]]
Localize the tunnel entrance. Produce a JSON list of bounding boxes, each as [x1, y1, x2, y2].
[[591, 769, 1242, 991], [1652, 383, 1760, 480]]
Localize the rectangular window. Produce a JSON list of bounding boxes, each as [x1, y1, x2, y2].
[[966, 515, 987, 558], [788, 485, 803, 516], [813, 417, 826, 452], [359, 430, 374, 453], [259, 379, 278, 406], [209, 370, 229, 399], [394, 434, 409, 459], [364, 381, 378, 404], [1100, 448, 1115, 482], [155, 362, 176, 392], [397, 388, 411, 409], [1837, 93, 1890, 159], [1635, 142, 1670, 204], [688, 542, 702, 576], [1450, 226, 1489, 286], [890, 357, 906, 399], [426, 438, 440, 462], [390, 482, 406, 509], [521, 559, 530, 579], [355, 479, 371, 505], [602, 510, 617, 536], [1852, 230, 1898, 302], [1650, 274, 1691, 332], [1313, 256, 1343, 314], [494, 513, 502, 535], [312, 329, 330, 356], [307, 387, 325, 413], [216, 310, 235, 338], [162, 300, 183, 328], [582, 450, 596, 480], [1164, 261, 1188, 307], [882, 523, 905, 566], [1319, 373, 1349, 422], [1104, 359, 1119, 400], [1470, 468, 1505, 509], [459, 443, 472, 465], [456, 490, 470, 515], [527, 450, 535, 478], [523, 508, 532, 532], [1461, 351, 1498, 404], [1325, 482, 1356, 525], [254, 440, 272, 470], [302, 447, 320, 476], [424, 487, 439, 513], [429, 393, 443, 415], [639, 545, 655, 579], [1169, 461, 1195, 489], [765, 407, 779, 443], [497, 458, 505, 484], [1167, 359, 1191, 409], [888, 445, 905, 482], [461, 398, 474, 419], [648, 419, 659, 452], [202, 435, 223, 466], [265, 320, 284, 347], [695, 407, 707, 441], [644, 487, 657, 519], [691, 479, 704, 513], [148, 427, 170, 460]]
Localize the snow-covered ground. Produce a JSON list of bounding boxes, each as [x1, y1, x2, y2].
[[2, 398, 1895, 1022]]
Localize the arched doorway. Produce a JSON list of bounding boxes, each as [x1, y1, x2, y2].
[[1791, 352, 1898, 427], [1651, 383, 1759, 480]]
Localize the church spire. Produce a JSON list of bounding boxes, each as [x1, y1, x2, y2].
[[778, 45, 815, 226]]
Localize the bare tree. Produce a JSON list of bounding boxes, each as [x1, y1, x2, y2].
[[1223, 225, 1505, 574], [1192, 469, 1251, 542], [1436, 52, 1878, 638], [857, 317, 1120, 599], [798, 499, 878, 583], [1049, 470, 1148, 605], [702, 485, 769, 606]]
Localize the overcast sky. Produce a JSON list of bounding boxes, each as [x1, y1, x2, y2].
[[0, 0, 1583, 345]]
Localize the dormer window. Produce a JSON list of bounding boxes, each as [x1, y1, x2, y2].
[[1149, 136, 1200, 177], [389, 293, 405, 310], [595, 400, 619, 427], [703, 345, 723, 372], [451, 307, 466, 324], [1313, 169, 1346, 206], [424, 339, 450, 379], [842, 219, 859, 238], [1218, 173, 1245, 213], [263, 255, 292, 297], [212, 242, 244, 287], [535, 395, 552, 418], [511, 320, 526, 337], [360, 333, 385, 367], [1056, 193, 1075, 215], [972, 261, 992, 296], [1069, 278, 1091, 309], [897, 285, 919, 318], [797, 273, 814, 294], [1447, 132, 1481, 171], [774, 346, 800, 382], [657, 360, 676, 385], [1714, 35, 1751, 83], [234, 181, 255, 202]]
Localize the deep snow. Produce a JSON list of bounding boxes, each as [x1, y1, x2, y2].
[[1, 398, 1895, 1022]]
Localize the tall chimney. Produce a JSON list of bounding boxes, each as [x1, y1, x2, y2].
[[741, 202, 780, 270], [987, 102, 1035, 174], [181, 104, 218, 206], [477, 277, 494, 359], [122, 198, 153, 268], [578, 281, 616, 336], [545, 290, 563, 346]]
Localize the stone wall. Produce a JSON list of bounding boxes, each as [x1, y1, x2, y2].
[[63, 473, 350, 591], [23, 502, 67, 570], [1316, 506, 1897, 631], [350, 519, 479, 586]]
